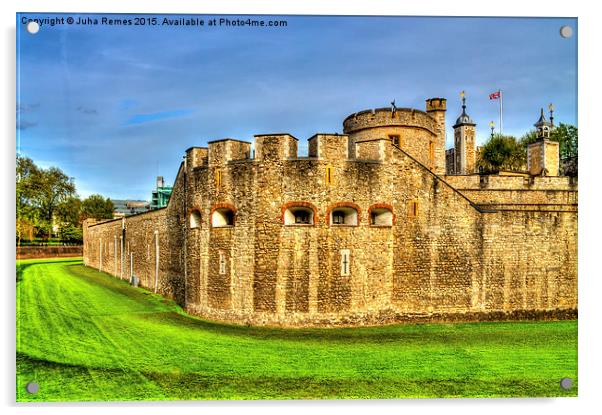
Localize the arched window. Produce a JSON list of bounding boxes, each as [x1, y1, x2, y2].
[[330, 207, 358, 226], [368, 204, 394, 226], [189, 210, 202, 228], [282, 202, 317, 226], [327, 202, 360, 226], [211, 205, 235, 227]]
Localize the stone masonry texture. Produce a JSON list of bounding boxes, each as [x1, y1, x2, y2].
[[83, 99, 578, 327]]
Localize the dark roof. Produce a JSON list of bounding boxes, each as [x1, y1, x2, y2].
[[453, 97, 476, 128], [453, 106, 476, 127], [534, 108, 552, 128], [207, 138, 252, 145]]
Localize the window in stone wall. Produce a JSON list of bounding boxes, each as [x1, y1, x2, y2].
[[330, 206, 358, 226], [212, 208, 235, 227], [389, 134, 400, 147], [325, 165, 334, 186], [370, 207, 393, 226], [408, 199, 419, 218], [190, 210, 202, 228], [215, 169, 222, 188], [283, 206, 315, 225], [340, 249, 351, 276], [295, 210, 311, 224], [219, 250, 226, 275]]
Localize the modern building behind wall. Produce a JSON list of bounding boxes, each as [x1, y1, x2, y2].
[[83, 95, 577, 328], [150, 176, 173, 210]]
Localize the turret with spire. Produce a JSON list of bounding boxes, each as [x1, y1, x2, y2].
[[534, 107, 552, 139], [452, 91, 477, 175], [528, 106, 559, 176]]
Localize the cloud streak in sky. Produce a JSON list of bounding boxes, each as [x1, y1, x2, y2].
[[125, 108, 195, 126]]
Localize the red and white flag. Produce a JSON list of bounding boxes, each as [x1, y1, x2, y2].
[[489, 90, 501, 100]]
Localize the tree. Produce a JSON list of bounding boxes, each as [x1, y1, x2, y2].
[[551, 123, 578, 160], [477, 134, 525, 173], [16, 156, 41, 242], [57, 196, 82, 226], [81, 194, 114, 221], [58, 223, 83, 244], [16, 155, 77, 242], [35, 167, 77, 239]]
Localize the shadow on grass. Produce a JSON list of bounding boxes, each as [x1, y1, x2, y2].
[[16, 352, 577, 401]]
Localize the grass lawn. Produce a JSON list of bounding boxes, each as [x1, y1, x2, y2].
[[16, 258, 578, 401]]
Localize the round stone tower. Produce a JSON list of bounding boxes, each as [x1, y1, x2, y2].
[[342, 98, 446, 174]]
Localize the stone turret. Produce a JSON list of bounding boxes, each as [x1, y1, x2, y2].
[[527, 108, 559, 176], [425, 98, 447, 175], [452, 92, 477, 175], [342, 99, 445, 171]]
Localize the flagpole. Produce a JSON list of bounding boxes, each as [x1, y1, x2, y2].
[[499, 90, 503, 135]]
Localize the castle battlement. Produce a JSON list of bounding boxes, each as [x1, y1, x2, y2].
[[343, 107, 438, 135], [83, 97, 577, 328]]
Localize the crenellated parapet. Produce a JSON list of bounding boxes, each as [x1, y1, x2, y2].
[[207, 139, 252, 166], [307, 133, 349, 160], [254, 133, 298, 161], [186, 147, 209, 170], [343, 107, 438, 135]]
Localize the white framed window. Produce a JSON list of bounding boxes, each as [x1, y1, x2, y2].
[[219, 250, 226, 275], [212, 208, 234, 227], [283, 206, 315, 225], [190, 210, 202, 228], [370, 208, 393, 226], [330, 207, 358, 226], [340, 249, 351, 276]]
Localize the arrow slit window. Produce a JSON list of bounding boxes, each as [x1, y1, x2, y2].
[[340, 249, 350, 276]]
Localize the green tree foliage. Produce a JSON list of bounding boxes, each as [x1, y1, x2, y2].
[[58, 223, 83, 244], [16, 156, 41, 235], [477, 134, 525, 173], [552, 123, 578, 159], [16, 156, 114, 244], [36, 167, 77, 233], [81, 194, 115, 221], [57, 196, 84, 244], [57, 196, 83, 226]]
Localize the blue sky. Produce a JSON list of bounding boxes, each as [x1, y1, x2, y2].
[[16, 14, 577, 200]]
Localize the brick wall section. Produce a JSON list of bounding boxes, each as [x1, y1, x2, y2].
[[83, 104, 577, 327]]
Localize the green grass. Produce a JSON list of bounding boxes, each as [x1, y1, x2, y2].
[[16, 258, 578, 401]]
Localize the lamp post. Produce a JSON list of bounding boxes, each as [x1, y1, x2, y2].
[[489, 121, 495, 138], [549, 103, 555, 127]]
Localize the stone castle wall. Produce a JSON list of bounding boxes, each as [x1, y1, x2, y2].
[[83, 105, 578, 328]]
